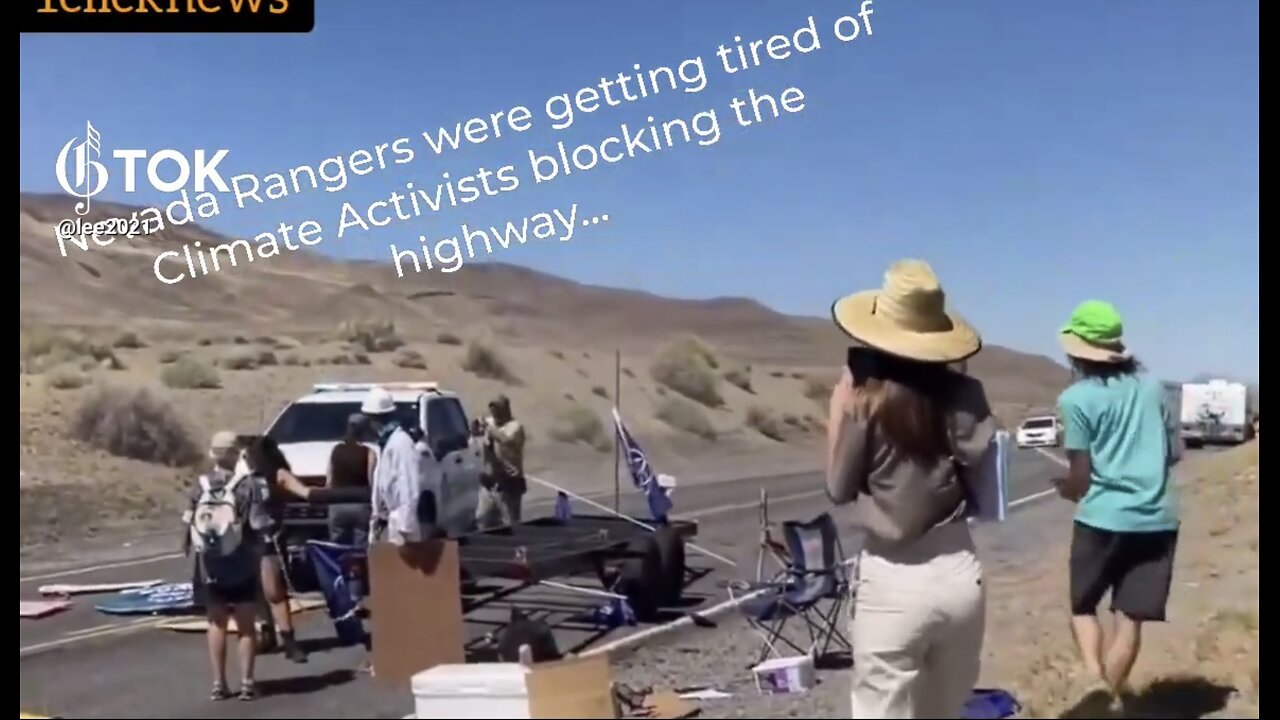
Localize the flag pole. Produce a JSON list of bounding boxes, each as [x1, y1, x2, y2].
[[613, 348, 622, 514]]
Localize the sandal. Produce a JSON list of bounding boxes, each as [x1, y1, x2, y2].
[[210, 682, 231, 701], [238, 680, 259, 702]]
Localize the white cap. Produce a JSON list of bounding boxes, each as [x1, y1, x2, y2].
[[361, 386, 395, 416]]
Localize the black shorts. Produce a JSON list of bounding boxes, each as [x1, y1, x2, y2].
[[192, 564, 259, 608], [1069, 521, 1178, 621]]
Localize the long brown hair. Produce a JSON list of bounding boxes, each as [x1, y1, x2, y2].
[[845, 349, 957, 465]]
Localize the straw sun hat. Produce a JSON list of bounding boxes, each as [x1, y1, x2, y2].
[[830, 259, 982, 364], [1058, 300, 1131, 364]]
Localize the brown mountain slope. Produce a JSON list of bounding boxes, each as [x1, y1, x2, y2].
[[19, 191, 1067, 389]]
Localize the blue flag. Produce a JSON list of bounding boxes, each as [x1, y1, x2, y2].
[[612, 408, 673, 523], [306, 541, 366, 647], [554, 491, 572, 522]]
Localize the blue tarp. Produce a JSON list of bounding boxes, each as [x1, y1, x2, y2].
[[95, 582, 195, 615]]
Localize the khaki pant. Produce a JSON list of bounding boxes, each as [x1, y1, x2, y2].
[[476, 485, 523, 529], [849, 521, 986, 719]]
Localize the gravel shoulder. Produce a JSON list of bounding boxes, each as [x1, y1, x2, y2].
[[610, 444, 1260, 719]]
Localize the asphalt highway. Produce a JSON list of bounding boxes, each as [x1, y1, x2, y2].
[[19, 449, 1070, 719]]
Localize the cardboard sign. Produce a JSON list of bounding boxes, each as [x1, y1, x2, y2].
[[368, 540, 466, 688], [526, 654, 621, 719]]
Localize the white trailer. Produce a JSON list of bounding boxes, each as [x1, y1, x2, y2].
[[1180, 379, 1251, 446]]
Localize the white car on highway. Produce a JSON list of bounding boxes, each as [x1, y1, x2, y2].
[[240, 381, 483, 538], [1015, 415, 1062, 449]]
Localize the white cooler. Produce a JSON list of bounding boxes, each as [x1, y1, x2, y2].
[[412, 663, 532, 719]]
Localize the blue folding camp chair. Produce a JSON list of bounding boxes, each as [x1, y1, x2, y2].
[[728, 511, 854, 666]]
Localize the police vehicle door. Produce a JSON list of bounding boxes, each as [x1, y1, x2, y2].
[[421, 395, 482, 535]]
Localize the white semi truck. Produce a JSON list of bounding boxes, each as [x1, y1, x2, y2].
[[1180, 379, 1252, 447]]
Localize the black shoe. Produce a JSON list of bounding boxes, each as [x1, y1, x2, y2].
[[257, 633, 280, 654], [283, 640, 309, 664]]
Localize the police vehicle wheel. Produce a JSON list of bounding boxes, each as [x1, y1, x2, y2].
[[654, 527, 687, 606]]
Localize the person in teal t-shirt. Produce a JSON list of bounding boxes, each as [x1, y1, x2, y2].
[[1052, 300, 1180, 713]]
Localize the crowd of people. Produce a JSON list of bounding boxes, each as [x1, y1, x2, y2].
[[182, 392, 526, 702], [183, 258, 1186, 717]]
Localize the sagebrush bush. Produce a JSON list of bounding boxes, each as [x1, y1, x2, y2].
[[549, 405, 611, 452], [20, 329, 121, 373], [746, 405, 786, 441], [219, 348, 258, 371], [649, 336, 723, 408], [724, 365, 754, 394], [70, 385, 200, 466], [462, 340, 519, 384], [655, 397, 717, 441], [161, 357, 222, 389], [803, 375, 832, 403], [394, 348, 428, 369], [112, 331, 146, 349], [47, 367, 90, 390], [340, 319, 404, 353]]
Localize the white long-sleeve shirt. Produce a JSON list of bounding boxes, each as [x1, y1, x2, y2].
[[369, 426, 426, 544]]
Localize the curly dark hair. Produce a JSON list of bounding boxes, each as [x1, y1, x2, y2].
[[241, 434, 292, 478]]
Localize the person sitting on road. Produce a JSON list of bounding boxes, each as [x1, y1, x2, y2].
[[184, 430, 270, 702], [1053, 300, 1181, 714], [364, 386, 428, 544], [475, 395, 528, 529], [241, 435, 313, 664], [825, 259, 997, 719]]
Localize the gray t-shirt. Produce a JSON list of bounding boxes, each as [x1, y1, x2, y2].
[[826, 373, 998, 550]]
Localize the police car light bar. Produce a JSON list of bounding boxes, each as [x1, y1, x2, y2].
[[312, 382, 440, 393]]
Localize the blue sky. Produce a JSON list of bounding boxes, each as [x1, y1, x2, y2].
[[19, 1, 1258, 382]]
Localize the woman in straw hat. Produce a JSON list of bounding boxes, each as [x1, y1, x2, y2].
[[826, 259, 997, 718], [1053, 300, 1180, 713]]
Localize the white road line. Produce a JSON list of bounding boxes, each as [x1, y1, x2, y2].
[[1034, 447, 1069, 468], [1008, 487, 1057, 509], [20, 553, 185, 584], [20, 617, 165, 656], [679, 489, 825, 520], [1003, 448, 1068, 509]]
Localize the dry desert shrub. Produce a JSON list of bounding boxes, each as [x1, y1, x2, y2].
[[549, 404, 611, 452], [47, 367, 90, 390], [803, 374, 832, 403], [462, 340, 519, 384], [112, 331, 146, 349], [393, 348, 428, 370], [745, 405, 786, 441], [655, 396, 717, 441], [161, 357, 222, 390], [21, 328, 122, 373], [218, 348, 259, 371], [69, 385, 200, 467], [340, 319, 404, 353], [650, 336, 724, 408], [723, 365, 754, 393]]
